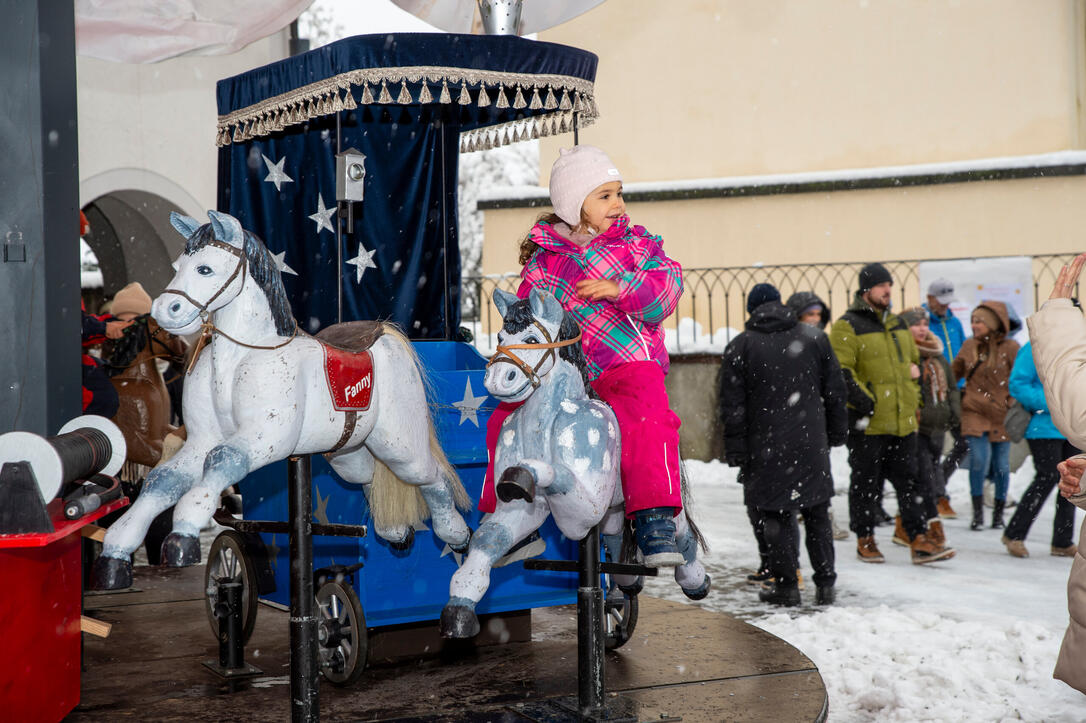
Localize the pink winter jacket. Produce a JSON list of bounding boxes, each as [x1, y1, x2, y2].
[[518, 215, 682, 380], [1027, 298, 1086, 694]]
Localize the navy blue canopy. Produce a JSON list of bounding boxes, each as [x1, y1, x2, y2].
[[215, 33, 598, 339]]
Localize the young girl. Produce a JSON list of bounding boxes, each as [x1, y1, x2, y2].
[[480, 145, 685, 567]]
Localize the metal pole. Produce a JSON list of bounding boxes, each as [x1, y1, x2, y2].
[[289, 455, 318, 722], [577, 526, 604, 716], [335, 114, 344, 324]]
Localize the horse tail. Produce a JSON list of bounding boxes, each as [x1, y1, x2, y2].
[[367, 324, 470, 532], [679, 457, 709, 553]]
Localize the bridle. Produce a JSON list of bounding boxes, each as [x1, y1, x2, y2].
[[163, 238, 297, 373], [487, 319, 582, 392]]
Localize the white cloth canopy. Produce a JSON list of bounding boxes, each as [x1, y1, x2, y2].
[[390, 0, 605, 35], [75, 0, 314, 64]]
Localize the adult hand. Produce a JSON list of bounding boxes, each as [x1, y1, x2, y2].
[[1057, 456, 1086, 498], [909, 363, 920, 380], [576, 279, 620, 302], [105, 320, 133, 339], [1049, 253, 1086, 301]]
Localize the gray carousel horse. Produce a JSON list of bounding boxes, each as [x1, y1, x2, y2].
[[441, 288, 710, 638]]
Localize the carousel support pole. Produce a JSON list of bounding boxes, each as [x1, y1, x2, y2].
[[288, 455, 319, 723], [577, 523, 605, 717], [573, 111, 580, 146]]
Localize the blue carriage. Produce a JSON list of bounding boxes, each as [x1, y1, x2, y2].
[[201, 32, 636, 685]]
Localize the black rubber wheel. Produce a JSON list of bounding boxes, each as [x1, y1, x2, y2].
[[316, 579, 368, 686], [204, 530, 260, 644]]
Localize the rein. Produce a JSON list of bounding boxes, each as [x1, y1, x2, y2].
[[164, 237, 298, 374], [487, 320, 582, 390]]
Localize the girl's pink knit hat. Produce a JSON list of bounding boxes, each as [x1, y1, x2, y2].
[[548, 145, 622, 225]]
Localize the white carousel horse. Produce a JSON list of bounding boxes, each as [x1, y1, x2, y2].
[[92, 210, 471, 589], [440, 288, 710, 638]]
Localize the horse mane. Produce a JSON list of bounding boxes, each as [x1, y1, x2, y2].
[[184, 223, 295, 336], [503, 298, 600, 400], [104, 316, 149, 377]]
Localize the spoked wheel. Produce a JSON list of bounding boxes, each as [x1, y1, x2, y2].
[[204, 530, 260, 644], [316, 579, 368, 686], [603, 576, 639, 650]]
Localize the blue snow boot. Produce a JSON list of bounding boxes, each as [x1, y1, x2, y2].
[[632, 507, 683, 568]]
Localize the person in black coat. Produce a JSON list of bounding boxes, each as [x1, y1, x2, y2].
[[719, 283, 849, 606]]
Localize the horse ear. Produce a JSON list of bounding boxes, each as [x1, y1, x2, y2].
[[207, 210, 244, 248], [492, 288, 519, 318], [528, 289, 563, 326], [169, 212, 201, 239]]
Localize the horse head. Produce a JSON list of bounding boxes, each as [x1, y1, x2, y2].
[[484, 288, 588, 403], [152, 211, 293, 338]]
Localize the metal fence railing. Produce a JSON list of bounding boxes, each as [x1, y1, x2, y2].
[[460, 253, 1079, 355]]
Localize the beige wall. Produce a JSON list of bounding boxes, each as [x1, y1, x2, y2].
[[77, 32, 291, 214], [538, 0, 1085, 183], [480, 1, 1086, 277]]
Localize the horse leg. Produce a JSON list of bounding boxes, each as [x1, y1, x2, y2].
[[164, 440, 268, 567], [674, 511, 711, 600], [326, 446, 413, 548], [364, 434, 471, 552], [514, 458, 615, 541], [92, 448, 204, 589], [441, 500, 550, 639]]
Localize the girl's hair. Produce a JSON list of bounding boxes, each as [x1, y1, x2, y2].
[[517, 209, 590, 266], [518, 212, 562, 266]]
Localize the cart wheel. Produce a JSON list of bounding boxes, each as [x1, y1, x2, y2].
[[603, 579, 639, 650], [204, 530, 260, 644], [316, 579, 368, 686]]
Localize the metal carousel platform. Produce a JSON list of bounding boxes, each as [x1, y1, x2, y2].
[[73, 564, 828, 722]]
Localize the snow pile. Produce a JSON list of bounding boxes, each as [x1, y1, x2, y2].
[[644, 454, 1086, 721]]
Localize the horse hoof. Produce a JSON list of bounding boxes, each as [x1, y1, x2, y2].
[[682, 574, 711, 601], [160, 532, 201, 567], [617, 576, 644, 596], [449, 527, 472, 555], [496, 465, 536, 503], [440, 604, 480, 639], [91, 556, 133, 590], [388, 527, 415, 551]]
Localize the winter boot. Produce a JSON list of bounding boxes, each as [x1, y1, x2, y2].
[[910, 533, 955, 564], [1052, 544, 1079, 557], [856, 536, 885, 563], [632, 507, 683, 567], [815, 585, 836, 606], [970, 495, 984, 531], [892, 515, 912, 547], [928, 519, 947, 548], [1002, 536, 1028, 558], [936, 496, 958, 519], [991, 499, 1006, 529], [758, 581, 801, 607], [746, 567, 773, 585]]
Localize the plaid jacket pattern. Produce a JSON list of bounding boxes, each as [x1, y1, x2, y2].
[[517, 215, 682, 380]]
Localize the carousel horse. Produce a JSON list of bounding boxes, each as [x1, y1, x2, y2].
[[440, 288, 710, 638], [104, 314, 186, 468], [92, 210, 471, 589]]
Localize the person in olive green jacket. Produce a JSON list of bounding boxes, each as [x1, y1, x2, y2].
[[829, 263, 955, 565]]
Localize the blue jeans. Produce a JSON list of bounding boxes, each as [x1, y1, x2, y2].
[[967, 433, 1010, 500]]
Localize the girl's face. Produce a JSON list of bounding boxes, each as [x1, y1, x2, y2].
[[971, 315, 991, 338], [578, 181, 625, 234], [909, 318, 928, 343]]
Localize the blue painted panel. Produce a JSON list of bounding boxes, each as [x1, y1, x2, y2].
[[236, 341, 578, 627]]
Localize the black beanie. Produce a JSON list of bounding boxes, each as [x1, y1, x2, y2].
[[858, 263, 893, 293], [747, 283, 781, 313]]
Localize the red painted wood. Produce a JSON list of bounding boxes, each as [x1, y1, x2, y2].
[[0, 497, 128, 721]]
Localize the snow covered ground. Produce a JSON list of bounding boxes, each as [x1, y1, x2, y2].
[[645, 450, 1085, 721]]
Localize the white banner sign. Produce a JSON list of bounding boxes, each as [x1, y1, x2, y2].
[[917, 257, 1032, 344]]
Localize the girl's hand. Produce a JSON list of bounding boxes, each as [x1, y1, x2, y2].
[[576, 279, 620, 301], [1049, 253, 1086, 301], [909, 363, 920, 380], [1057, 456, 1086, 498]]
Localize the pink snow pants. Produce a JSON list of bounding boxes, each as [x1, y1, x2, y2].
[[479, 360, 683, 517]]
